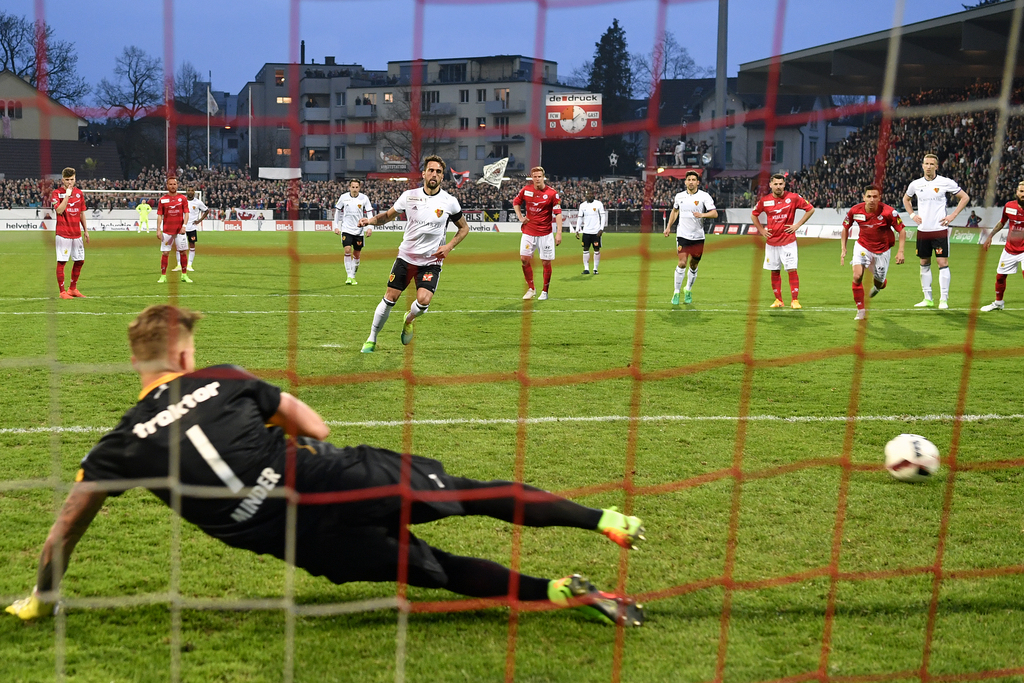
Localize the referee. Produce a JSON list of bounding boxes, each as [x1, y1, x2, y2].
[[7, 305, 645, 627]]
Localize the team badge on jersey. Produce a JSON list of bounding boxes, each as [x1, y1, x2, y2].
[[694, 200, 699, 206], [435, 208, 443, 218], [934, 188, 940, 193]]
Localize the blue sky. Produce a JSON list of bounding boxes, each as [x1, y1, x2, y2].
[[8, 0, 970, 98]]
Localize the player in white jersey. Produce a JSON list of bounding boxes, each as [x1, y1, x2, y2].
[[575, 190, 607, 274], [902, 153, 970, 309], [333, 179, 375, 284], [664, 170, 717, 304], [174, 189, 209, 273], [356, 156, 471, 353]]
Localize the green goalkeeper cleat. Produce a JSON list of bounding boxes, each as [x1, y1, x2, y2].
[[548, 574, 644, 627], [671, 291, 680, 305], [157, 274, 167, 283], [683, 288, 693, 304], [598, 506, 645, 550], [401, 321, 414, 345], [360, 340, 376, 354]]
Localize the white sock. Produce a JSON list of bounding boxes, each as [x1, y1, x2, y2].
[[939, 266, 950, 300], [583, 253, 590, 270], [405, 300, 429, 325], [353, 257, 360, 273], [593, 252, 600, 270], [344, 255, 353, 278], [920, 265, 933, 299], [187, 248, 195, 268], [674, 266, 685, 293], [686, 267, 698, 290], [369, 298, 394, 342]]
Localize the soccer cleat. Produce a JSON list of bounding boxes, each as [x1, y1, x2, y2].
[[186, 264, 196, 271], [671, 292, 680, 305], [914, 299, 934, 308], [548, 574, 644, 627], [401, 321, 414, 345], [683, 288, 693, 304], [769, 298, 785, 308], [980, 300, 1005, 312], [938, 299, 949, 310], [523, 288, 536, 300], [854, 309, 867, 321], [538, 291, 549, 301], [180, 274, 193, 284], [598, 506, 645, 550], [582, 269, 589, 275], [593, 270, 598, 275], [345, 277, 353, 285], [790, 299, 802, 309], [69, 288, 86, 298], [171, 264, 181, 272], [350, 278, 357, 285], [871, 279, 886, 298], [360, 341, 376, 353], [59, 290, 73, 299], [157, 274, 168, 283]]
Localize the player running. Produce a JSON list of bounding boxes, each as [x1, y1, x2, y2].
[[156, 177, 191, 284], [665, 170, 717, 305], [902, 153, 970, 309], [333, 179, 374, 285], [513, 166, 563, 300], [840, 185, 906, 321], [173, 189, 209, 273], [979, 180, 1024, 311], [751, 174, 816, 309], [357, 156, 469, 353], [575, 190, 607, 275], [50, 167, 90, 299], [6, 304, 645, 627]]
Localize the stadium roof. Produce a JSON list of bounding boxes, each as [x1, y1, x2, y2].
[[737, 1, 1024, 96]]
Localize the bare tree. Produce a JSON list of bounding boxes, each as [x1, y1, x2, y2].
[[631, 31, 713, 98], [96, 46, 164, 176], [378, 87, 456, 170], [174, 61, 207, 167], [565, 61, 593, 88], [0, 11, 89, 105]]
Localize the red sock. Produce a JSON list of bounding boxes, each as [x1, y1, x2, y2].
[[996, 273, 1007, 301], [56, 262, 66, 291], [788, 270, 800, 300], [70, 260, 83, 289], [180, 250, 188, 272], [852, 282, 865, 309], [161, 253, 169, 274], [542, 261, 552, 292], [771, 271, 782, 300], [522, 262, 534, 289]]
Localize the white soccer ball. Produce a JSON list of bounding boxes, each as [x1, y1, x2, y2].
[[884, 433, 940, 482]]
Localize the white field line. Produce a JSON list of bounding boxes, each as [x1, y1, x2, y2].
[[3, 413, 1022, 436]]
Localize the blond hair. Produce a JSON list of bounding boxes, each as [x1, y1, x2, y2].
[[530, 166, 545, 175], [923, 153, 939, 162], [128, 305, 202, 362]]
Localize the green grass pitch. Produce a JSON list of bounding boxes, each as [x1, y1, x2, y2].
[[1, 229, 1022, 682]]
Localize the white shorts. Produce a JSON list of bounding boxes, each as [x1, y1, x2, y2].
[[520, 233, 556, 260], [996, 248, 1024, 275], [160, 232, 188, 252], [55, 236, 84, 262], [851, 242, 891, 282], [763, 243, 798, 271]]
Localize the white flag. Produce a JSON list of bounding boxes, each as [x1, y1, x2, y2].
[[476, 157, 509, 188], [207, 88, 219, 116]]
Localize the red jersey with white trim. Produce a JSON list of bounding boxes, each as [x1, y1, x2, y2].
[[999, 200, 1024, 255], [843, 202, 904, 254], [157, 193, 189, 234], [753, 191, 814, 247], [513, 184, 561, 236], [50, 187, 86, 238]]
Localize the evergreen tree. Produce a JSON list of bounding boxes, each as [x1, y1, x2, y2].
[[587, 19, 633, 124]]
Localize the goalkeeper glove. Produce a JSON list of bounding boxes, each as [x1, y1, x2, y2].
[[5, 588, 50, 620]]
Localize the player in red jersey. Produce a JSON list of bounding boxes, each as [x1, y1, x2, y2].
[[513, 166, 562, 300], [50, 167, 90, 299], [751, 174, 815, 309], [840, 185, 906, 321], [156, 177, 191, 284], [980, 180, 1024, 311]]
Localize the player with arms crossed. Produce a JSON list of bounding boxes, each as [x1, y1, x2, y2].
[[6, 304, 645, 627], [979, 180, 1024, 311], [575, 189, 606, 275], [156, 177, 191, 284], [751, 174, 816, 309], [513, 166, 563, 300], [333, 178, 374, 285], [135, 199, 152, 233], [172, 189, 209, 273], [358, 156, 469, 353], [840, 185, 906, 321], [665, 170, 717, 305], [51, 167, 90, 299], [902, 153, 970, 309]]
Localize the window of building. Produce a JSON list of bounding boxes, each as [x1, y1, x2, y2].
[[459, 117, 469, 131], [276, 96, 292, 104], [494, 116, 509, 137], [403, 91, 411, 102], [361, 93, 377, 105], [493, 88, 509, 106], [725, 141, 733, 164], [755, 141, 783, 164], [384, 92, 394, 103], [335, 119, 346, 133], [492, 144, 509, 158], [810, 118, 818, 131], [476, 117, 486, 129], [335, 92, 346, 106], [307, 148, 329, 161], [363, 121, 377, 134], [275, 69, 285, 86], [809, 139, 818, 160], [458, 146, 468, 160], [475, 145, 486, 160], [277, 123, 290, 131], [459, 89, 469, 103], [439, 63, 467, 83], [335, 145, 346, 160], [477, 89, 487, 102], [420, 90, 440, 112], [4, 101, 23, 118], [276, 148, 291, 156]]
